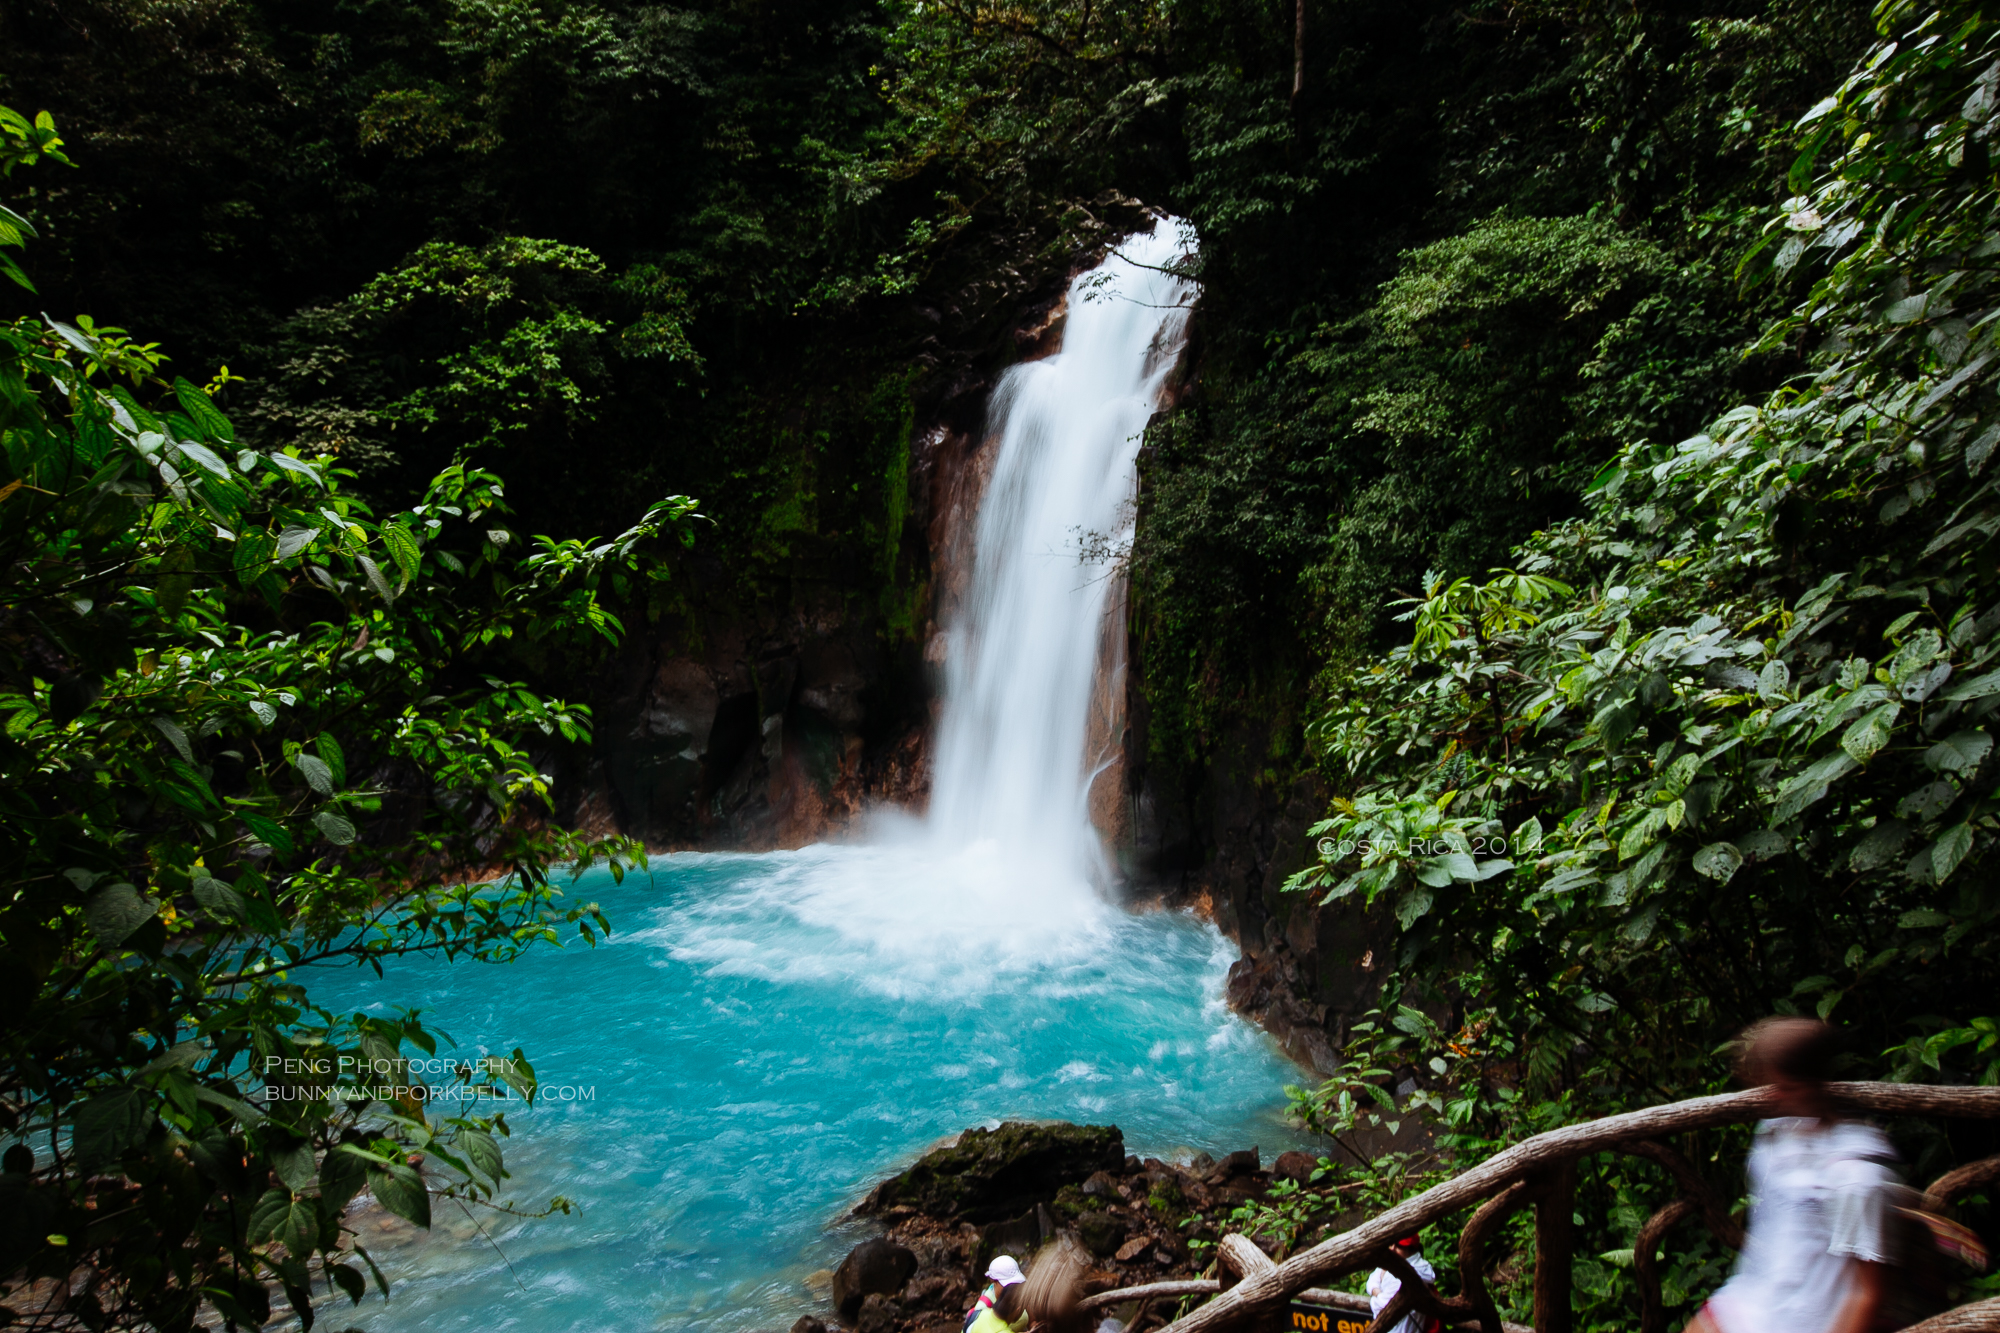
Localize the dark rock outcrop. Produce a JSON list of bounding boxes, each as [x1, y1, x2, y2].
[[1272, 1150, 1319, 1185], [834, 1239, 919, 1320], [1075, 1210, 1126, 1257], [857, 1122, 1124, 1223], [805, 1124, 1330, 1333]]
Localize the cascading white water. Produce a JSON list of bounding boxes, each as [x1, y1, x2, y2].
[[927, 220, 1195, 887]]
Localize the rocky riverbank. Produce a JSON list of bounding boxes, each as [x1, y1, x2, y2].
[[785, 1122, 1329, 1333]]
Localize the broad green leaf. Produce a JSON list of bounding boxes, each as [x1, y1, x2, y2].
[[150, 716, 193, 763], [367, 1162, 431, 1229], [233, 529, 276, 586], [1412, 859, 1454, 888], [73, 1088, 149, 1170], [173, 377, 236, 444], [320, 1147, 370, 1215], [1942, 667, 2000, 701], [136, 1040, 207, 1077], [192, 873, 247, 922], [1394, 885, 1434, 928], [1692, 842, 1742, 882], [247, 1187, 293, 1245], [85, 883, 156, 947], [1895, 781, 1958, 822], [1883, 294, 1928, 323], [173, 438, 232, 479], [313, 811, 358, 845], [382, 523, 422, 583], [1432, 851, 1479, 881], [1899, 908, 1952, 929], [274, 1195, 320, 1257], [274, 524, 318, 559], [1924, 730, 1991, 772], [318, 733, 348, 787], [1617, 808, 1667, 860], [1840, 703, 1898, 762], [1848, 821, 1910, 872], [267, 453, 326, 488], [359, 554, 396, 604], [1932, 823, 1975, 881], [457, 1129, 503, 1184], [295, 753, 334, 795], [240, 812, 295, 859], [270, 1139, 317, 1192], [330, 1263, 367, 1305]]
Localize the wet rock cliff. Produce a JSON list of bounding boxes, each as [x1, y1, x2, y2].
[[553, 198, 1157, 850]]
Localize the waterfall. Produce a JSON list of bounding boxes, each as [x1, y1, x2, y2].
[[927, 220, 1195, 888]]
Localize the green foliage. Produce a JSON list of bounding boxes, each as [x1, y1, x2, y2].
[[248, 235, 699, 483], [1128, 0, 1874, 776], [1264, 5, 2000, 1320], [0, 107, 67, 293], [1290, 0, 2000, 1093], [0, 118, 703, 1329], [1278, 7, 2000, 1321]]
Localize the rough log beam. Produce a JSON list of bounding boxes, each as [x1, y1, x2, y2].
[[1905, 1297, 2000, 1332], [1926, 1154, 2000, 1214], [1217, 1233, 1275, 1288], [1080, 1279, 1530, 1332], [1158, 1083, 2000, 1333], [1619, 1139, 1744, 1250], [1079, 1280, 1219, 1312], [1633, 1198, 1696, 1333], [1375, 1246, 1469, 1322], [1533, 1162, 1576, 1333], [1460, 1178, 1540, 1333], [1364, 1285, 1414, 1333]]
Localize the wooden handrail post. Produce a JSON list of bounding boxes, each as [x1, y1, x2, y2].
[[1533, 1160, 1577, 1333]]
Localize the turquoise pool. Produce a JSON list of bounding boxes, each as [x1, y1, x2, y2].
[[302, 844, 1308, 1332]]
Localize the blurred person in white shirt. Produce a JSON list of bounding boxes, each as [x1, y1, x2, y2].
[[1690, 1017, 1899, 1333]]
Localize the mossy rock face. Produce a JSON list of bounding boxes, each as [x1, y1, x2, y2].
[[857, 1122, 1124, 1223], [1076, 1210, 1127, 1258]]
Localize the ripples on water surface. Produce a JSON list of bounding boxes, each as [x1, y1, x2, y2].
[[305, 842, 1307, 1332]]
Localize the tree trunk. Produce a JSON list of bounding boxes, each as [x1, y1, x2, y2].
[[1292, 0, 1306, 105]]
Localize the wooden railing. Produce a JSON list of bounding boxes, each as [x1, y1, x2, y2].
[[1076, 1084, 2000, 1333]]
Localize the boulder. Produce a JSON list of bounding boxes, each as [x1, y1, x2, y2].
[[856, 1293, 901, 1333], [1081, 1170, 1122, 1200], [1076, 1210, 1128, 1258], [1210, 1148, 1259, 1181], [1272, 1150, 1319, 1186], [833, 1239, 918, 1320], [901, 1271, 961, 1310], [790, 1321, 828, 1333], [856, 1122, 1125, 1223], [976, 1209, 1043, 1281]]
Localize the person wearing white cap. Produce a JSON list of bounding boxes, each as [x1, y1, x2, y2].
[[964, 1255, 1029, 1333]]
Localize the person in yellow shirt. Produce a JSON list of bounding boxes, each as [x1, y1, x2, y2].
[[965, 1255, 1029, 1333]]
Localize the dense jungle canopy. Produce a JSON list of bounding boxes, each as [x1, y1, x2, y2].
[[1, 0, 1996, 1328]]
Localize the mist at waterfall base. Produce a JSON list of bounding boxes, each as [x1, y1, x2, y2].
[[305, 222, 1311, 1331]]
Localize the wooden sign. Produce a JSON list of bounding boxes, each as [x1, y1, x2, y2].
[[1286, 1303, 1369, 1333]]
